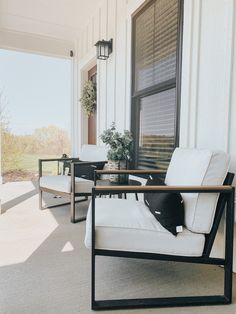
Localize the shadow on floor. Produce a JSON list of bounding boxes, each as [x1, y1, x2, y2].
[[0, 185, 235, 314], [1, 181, 38, 214]]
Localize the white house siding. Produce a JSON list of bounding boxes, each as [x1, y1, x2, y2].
[[77, 0, 236, 271], [76, 0, 144, 148], [181, 0, 236, 272]]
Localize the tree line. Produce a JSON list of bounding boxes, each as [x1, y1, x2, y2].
[[1, 125, 70, 172], [1, 92, 70, 173]]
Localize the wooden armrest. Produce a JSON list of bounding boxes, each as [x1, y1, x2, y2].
[[93, 185, 232, 194], [39, 157, 80, 162], [95, 169, 166, 175], [71, 160, 107, 166]]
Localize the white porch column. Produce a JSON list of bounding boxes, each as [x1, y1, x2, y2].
[[180, 0, 236, 272]]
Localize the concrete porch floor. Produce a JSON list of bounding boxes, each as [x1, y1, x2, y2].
[[0, 181, 235, 314]]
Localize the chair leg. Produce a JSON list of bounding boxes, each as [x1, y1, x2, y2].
[[92, 245, 96, 310], [70, 192, 87, 223], [224, 191, 234, 303], [39, 190, 43, 210], [39, 188, 87, 222], [92, 253, 230, 310], [71, 192, 76, 223]]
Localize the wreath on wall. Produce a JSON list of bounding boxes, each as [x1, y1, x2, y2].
[[80, 80, 96, 117]]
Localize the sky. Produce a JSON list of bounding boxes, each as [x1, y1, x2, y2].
[[0, 49, 71, 135]]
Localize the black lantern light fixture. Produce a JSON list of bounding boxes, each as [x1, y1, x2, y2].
[[95, 39, 113, 60]]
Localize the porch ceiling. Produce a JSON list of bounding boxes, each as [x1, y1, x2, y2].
[[0, 0, 101, 40]]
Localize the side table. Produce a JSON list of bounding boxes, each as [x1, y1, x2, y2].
[[96, 179, 141, 200]]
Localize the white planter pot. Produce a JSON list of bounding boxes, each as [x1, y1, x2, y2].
[[107, 160, 128, 183]]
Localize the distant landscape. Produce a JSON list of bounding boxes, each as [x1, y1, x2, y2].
[[1, 125, 70, 183], [0, 49, 71, 183]]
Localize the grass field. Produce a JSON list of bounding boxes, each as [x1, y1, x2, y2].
[[19, 153, 60, 175], [3, 153, 65, 182]]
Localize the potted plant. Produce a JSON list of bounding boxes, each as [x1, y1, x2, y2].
[[80, 80, 96, 116], [100, 123, 133, 183]]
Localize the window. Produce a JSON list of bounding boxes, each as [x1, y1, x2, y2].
[[131, 0, 183, 170]]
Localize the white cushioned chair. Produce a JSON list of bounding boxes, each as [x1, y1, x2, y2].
[[39, 145, 107, 223], [85, 148, 235, 310]]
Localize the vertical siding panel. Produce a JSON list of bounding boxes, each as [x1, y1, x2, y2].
[[115, 0, 127, 131], [125, 14, 132, 130], [93, 11, 100, 43], [106, 0, 117, 127], [97, 2, 108, 140], [80, 32, 84, 58], [86, 24, 89, 53], [221, 0, 234, 153], [91, 16, 95, 46], [72, 41, 79, 155], [189, 0, 202, 148], [95, 7, 101, 143], [196, 0, 233, 150], [78, 35, 82, 59], [228, 0, 236, 182], [124, 18, 128, 130], [82, 27, 87, 56], [87, 20, 93, 51], [179, 0, 193, 147]]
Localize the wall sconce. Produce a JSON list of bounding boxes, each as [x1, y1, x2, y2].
[[95, 39, 113, 60]]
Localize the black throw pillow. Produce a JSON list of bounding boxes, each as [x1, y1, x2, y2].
[[144, 174, 184, 236]]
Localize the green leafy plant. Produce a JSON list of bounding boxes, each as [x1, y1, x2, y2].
[[100, 123, 133, 161], [80, 80, 96, 116]]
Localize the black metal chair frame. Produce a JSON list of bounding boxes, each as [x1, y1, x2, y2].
[[90, 170, 235, 310], [38, 158, 106, 223]]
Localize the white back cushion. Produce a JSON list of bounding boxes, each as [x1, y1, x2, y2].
[[165, 148, 230, 234], [80, 145, 108, 161]]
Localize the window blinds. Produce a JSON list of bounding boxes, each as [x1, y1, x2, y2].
[[134, 0, 178, 92], [133, 0, 179, 170], [138, 89, 176, 169]]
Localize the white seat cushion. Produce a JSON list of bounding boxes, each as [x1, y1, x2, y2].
[[165, 148, 230, 233], [85, 198, 205, 257], [40, 175, 93, 194]]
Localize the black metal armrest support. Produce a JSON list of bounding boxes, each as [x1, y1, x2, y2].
[[70, 161, 107, 181], [94, 169, 167, 184], [70, 161, 104, 196], [95, 169, 166, 175], [68, 160, 106, 224]]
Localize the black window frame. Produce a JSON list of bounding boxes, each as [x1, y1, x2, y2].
[[130, 0, 184, 170]]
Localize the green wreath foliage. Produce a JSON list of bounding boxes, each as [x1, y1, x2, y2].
[[80, 80, 96, 116]]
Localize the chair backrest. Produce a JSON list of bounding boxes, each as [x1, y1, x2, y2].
[[203, 172, 234, 256], [80, 145, 108, 162], [165, 148, 230, 234]]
